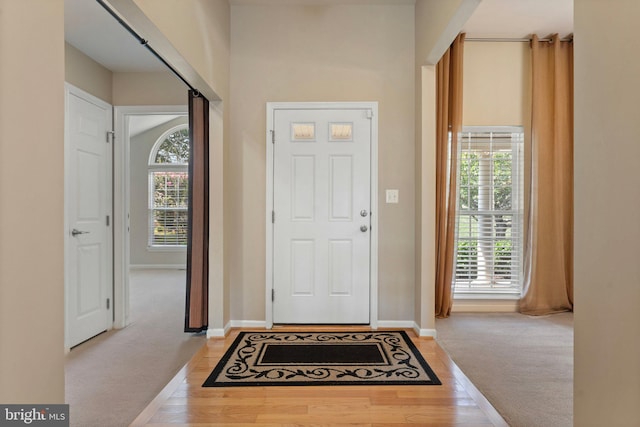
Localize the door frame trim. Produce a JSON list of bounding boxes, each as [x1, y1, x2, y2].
[[64, 83, 114, 350], [113, 105, 188, 330], [265, 101, 379, 329]]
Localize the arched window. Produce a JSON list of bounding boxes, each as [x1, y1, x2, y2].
[[148, 126, 189, 247]]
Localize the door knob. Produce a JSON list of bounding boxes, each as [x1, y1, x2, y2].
[[360, 210, 369, 217], [71, 229, 90, 237], [360, 225, 368, 232]]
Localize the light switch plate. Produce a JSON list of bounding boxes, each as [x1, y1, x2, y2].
[[386, 189, 399, 204]]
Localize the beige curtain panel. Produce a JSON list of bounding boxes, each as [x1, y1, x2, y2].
[[520, 35, 574, 315], [185, 90, 210, 332], [435, 33, 465, 318]]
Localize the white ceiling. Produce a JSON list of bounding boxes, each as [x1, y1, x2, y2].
[[129, 115, 185, 138], [64, 0, 574, 73], [64, 0, 164, 72], [463, 0, 573, 39]]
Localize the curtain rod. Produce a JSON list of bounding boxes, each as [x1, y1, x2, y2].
[[466, 37, 573, 43], [95, 0, 197, 94]]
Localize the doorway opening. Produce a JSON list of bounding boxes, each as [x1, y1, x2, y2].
[[113, 106, 188, 328]]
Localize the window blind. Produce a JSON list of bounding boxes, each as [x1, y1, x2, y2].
[[149, 171, 188, 246], [454, 126, 524, 295], [148, 127, 190, 248]]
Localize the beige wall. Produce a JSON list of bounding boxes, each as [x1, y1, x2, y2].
[[574, 0, 640, 424], [0, 0, 65, 403], [134, 0, 230, 102], [130, 117, 188, 266], [230, 3, 416, 321], [415, 0, 463, 63], [209, 103, 229, 331], [463, 41, 530, 127], [112, 71, 187, 105], [65, 42, 113, 103], [65, 41, 187, 106], [415, 0, 479, 65], [414, 0, 480, 332], [122, 0, 231, 331], [415, 65, 437, 332]]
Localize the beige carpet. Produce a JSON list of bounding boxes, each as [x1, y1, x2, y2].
[[65, 269, 206, 427], [436, 312, 573, 427]]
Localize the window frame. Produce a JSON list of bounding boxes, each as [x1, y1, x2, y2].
[[453, 125, 525, 299], [147, 125, 189, 250]]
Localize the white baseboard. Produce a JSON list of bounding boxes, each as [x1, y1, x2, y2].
[[230, 320, 268, 329], [377, 320, 415, 329], [376, 321, 436, 338], [207, 320, 267, 338], [129, 264, 186, 270], [412, 322, 437, 338], [206, 328, 225, 338], [206, 321, 231, 338], [452, 299, 519, 313], [206, 320, 440, 338]]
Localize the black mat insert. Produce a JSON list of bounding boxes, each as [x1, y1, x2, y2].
[[258, 343, 386, 365]]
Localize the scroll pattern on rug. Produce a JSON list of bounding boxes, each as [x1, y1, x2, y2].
[[203, 331, 441, 387]]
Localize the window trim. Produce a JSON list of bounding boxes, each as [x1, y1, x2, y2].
[[147, 125, 190, 165], [453, 125, 525, 298], [148, 125, 189, 249]]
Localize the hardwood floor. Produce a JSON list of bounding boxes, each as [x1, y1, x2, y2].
[[130, 329, 508, 426]]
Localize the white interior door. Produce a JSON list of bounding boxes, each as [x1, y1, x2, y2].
[[272, 107, 372, 324], [65, 85, 113, 348]]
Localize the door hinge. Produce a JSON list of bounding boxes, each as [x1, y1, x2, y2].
[[106, 298, 110, 310], [271, 289, 275, 302], [106, 131, 115, 143], [270, 130, 275, 144], [272, 211, 275, 223], [106, 215, 110, 226]]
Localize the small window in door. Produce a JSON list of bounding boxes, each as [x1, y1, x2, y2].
[[329, 123, 353, 142], [291, 122, 316, 141]]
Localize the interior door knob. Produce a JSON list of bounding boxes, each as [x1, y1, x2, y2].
[[360, 210, 368, 217], [71, 228, 90, 237], [360, 225, 368, 232]]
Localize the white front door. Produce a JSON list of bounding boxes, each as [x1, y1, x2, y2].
[[272, 106, 373, 324], [65, 84, 113, 348]]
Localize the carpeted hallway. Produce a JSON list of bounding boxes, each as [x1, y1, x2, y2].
[[65, 269, 205, 427], [436, 312, 573, 427]]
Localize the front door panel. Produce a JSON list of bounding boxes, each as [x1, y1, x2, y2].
[[273, 108, 371, 324]]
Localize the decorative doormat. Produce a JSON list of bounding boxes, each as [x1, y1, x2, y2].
[[202, 331, 441, 387]]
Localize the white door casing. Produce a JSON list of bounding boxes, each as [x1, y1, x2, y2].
[[113, 105, 189, 330], [266, 102, 378, 325], [65, 84, 113, 348]]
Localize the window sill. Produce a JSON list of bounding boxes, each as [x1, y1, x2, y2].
[[147, 246, 187, 253], [452, 295, 520, 313], [454, 292, 521, 300]]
